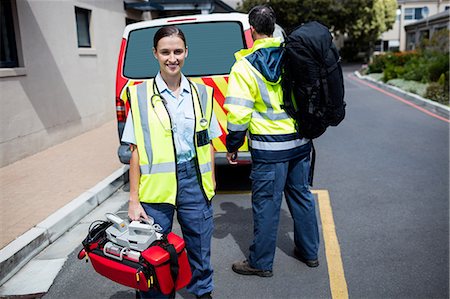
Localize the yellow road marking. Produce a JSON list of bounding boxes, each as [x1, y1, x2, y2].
[[314, 189, 349, 299], [215, 188, 347, 297]]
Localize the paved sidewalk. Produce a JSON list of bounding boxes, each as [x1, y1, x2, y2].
[[0, 120, 123, 249], [0, 120, 130, 286]]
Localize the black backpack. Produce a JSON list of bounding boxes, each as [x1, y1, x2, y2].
[[282, 21, 346, 139]]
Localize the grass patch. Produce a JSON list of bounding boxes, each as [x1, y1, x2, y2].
[[387, 79, 428, 97], [367, 73, 383, 81]]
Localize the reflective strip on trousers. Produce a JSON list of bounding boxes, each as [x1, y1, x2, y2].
[[250, 138, 309, 151]]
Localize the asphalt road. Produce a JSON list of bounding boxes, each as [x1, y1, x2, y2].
[[44, 67, 449, 299]]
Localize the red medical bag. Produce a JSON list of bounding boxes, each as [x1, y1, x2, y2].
[[78, 220, 192, 295]]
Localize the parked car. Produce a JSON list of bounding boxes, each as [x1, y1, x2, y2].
[[115, 13, 284, 164]]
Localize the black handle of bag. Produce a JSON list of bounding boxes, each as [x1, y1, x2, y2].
[[159, 236, 179, 299]]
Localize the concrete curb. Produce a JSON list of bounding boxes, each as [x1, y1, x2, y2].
[[0, 166, 129, 286], [354, 71, 450, 119]]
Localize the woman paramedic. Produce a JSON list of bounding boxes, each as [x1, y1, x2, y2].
[[122, 26, 220, 299]]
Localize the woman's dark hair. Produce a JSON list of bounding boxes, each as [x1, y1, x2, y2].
[[248, 5, 276, 36], [153, 25, 187, 49]]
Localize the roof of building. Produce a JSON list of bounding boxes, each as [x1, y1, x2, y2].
[[398, 0, 450, 3], [405, 10, 450, 29]]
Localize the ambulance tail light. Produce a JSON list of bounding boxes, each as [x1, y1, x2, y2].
[[116, 97, 126, 122]]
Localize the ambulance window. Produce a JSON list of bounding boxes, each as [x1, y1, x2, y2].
[[124, 21, 246, 79]]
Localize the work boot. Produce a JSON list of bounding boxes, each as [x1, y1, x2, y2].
[[231, 260, 273, 277], [196, 292, 212, 299], [294, 247, 319, 268]]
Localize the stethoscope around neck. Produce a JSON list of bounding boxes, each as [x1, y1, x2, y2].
[[150, 79, 208, 132]]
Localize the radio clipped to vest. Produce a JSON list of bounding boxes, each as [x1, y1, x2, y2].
[[78, 212, 192, 297]]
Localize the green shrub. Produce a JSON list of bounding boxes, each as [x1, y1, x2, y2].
[[427, 54, 449, 82], [402, 56, 429, 82], [438, 73, 448, 86], [394, 66, 405, 77], [425, 82, 449, 105], [368, 54, 387, 73], [437, 72, 449, 105], [370, 51, 419, 79], [383, 64, 397, 82], [385, 51, 418, 67], [367, 44, 449, 105]]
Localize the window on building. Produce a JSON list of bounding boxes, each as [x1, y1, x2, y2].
[[406, 32, 416, 50], [388, 40, 399, 52], [1, 0, 19, 68], [445, 6, 449, 11], [419, 30, 430, 42], [75, 7, 91, 48], [404, 7, 428, 20], [374, 40, 382, 52]]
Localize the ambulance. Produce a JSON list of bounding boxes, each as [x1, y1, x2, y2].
[[115, 13, 285, 164]]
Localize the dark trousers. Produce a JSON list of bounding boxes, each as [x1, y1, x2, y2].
[[140, 159, 214, 298], [248, 153, 320, 271]]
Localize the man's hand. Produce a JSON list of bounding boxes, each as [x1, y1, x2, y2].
[[226, 151, 238, 165]]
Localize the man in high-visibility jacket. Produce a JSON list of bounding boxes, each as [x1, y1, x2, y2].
[[224, 5, 320, 277]]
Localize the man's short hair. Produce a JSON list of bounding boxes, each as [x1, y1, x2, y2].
[[248, 5, 276, 36]]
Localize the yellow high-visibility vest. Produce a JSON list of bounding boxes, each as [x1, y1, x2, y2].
[[224, 38, 309, 159], [128, 79, 215, 205], [225, 38, 298, 137]]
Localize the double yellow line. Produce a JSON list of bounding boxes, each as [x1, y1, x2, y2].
[[315, 190, 349, 299]]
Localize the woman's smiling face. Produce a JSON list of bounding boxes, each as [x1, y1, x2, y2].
[[153, 34, 187, 79]]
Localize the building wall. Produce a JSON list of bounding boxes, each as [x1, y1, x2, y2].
[[405, 11, 450, 50], [223, 0, 240, 9], [380, 0, 450, 51], [0, 0, 144, 167]]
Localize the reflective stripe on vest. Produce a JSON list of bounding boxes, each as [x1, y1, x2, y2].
[[246, 65, 306, 151], [140, 161, 211, 175], [249, 68, 291, 121], [129, 79, 215, 205], [136, 83, 153, 168], [192, 82, 215, 200], [250, 138, 309, 151]]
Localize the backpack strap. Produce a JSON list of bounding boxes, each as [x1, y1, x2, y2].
[[281, 53, 297, 118], [309, 141, 316, 187], [320, 65, 331, 107], [326, 59, 340, 74]]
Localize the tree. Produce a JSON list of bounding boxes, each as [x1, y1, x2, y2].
[[346, 0, 397, 55], [237, 0, 397, 59], [238, 0, 345, 33]]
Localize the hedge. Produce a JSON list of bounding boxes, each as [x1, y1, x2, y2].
[[366, 29, 449, 105]]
